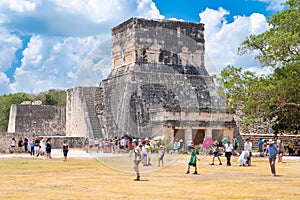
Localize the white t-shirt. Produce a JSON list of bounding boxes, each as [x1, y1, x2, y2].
[[244, 141, 252, 151], [225, 143, 233, 152]]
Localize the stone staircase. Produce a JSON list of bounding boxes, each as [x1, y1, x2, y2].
[[82, 88, 102, 139]]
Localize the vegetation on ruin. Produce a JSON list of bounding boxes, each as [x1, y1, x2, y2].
[[0, 89, 66, 132], [218, 0, 300, 135]]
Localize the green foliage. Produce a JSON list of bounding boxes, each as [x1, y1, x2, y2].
[[0, 90, 66, 132], [238, 0, 300, 67], [220, 0, 300, 134]]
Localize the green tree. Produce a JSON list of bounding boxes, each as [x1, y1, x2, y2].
[[222, 0, 300, 134], [0, 93, 32, 132]]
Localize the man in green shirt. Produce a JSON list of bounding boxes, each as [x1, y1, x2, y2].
[[186, 147, 200, 175]]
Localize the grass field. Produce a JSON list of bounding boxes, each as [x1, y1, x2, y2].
[[0, 153, 299, 200]]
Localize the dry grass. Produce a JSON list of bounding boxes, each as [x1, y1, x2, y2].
[[0, 153, 299, 200]]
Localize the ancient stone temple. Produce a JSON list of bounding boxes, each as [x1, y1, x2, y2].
[[95, 18, 235, 146]]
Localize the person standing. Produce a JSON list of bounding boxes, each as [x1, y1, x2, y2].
[[233, 138, 239, 151], [62, 140, 69, 162], [18, 138, 23, 152], [277, 140, 284, 163], [24, 137, 28, 153], [30, 139, 35, 156], [186, 147, 200, 174], [264, 139, 279, 176], [224, 140, 234, 166], [258, 138, 264, 157], [158, 145, 165, 167], [209, 141, 222, 165], [46, 138, 53, 159], [85, 138, 89, 153], [133, 140, 142, 181], [244, 138, 252, 166], [10, 137, 16, 152], [287, 140, 294, 156]]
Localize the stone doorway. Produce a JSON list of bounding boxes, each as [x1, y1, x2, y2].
[[192, 129, 205, 145]]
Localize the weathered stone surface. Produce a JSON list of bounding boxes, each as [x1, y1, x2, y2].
[[97, 18, 235, 144], [8, 104, 65, 135]]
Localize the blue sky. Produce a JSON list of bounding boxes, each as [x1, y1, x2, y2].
[[0, 0, 286, 95]]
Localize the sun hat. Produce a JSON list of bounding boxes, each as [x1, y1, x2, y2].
[[268, 139, 275, 144]]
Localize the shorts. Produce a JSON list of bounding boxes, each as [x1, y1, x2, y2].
[[213, 152, 220, 157], [134, 159, 142, 165], [188, 162, 196, 167], [63, 150, 68, 157]]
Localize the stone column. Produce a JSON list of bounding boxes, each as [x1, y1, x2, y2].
[[185, 127, 192, 149]]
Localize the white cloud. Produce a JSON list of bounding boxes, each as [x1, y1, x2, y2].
[[137, 0, 164, 19], [0, 0, 164, 94], [13, 35, 101, 94], [257, 0, 286, 11], [199, 8, 269, 75], [0, 72, 11, 94], [0, 0, 37, 13], [0, 28, 22, 71]]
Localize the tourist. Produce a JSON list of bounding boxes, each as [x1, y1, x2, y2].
[[34, 137, 40, 156], [23, 137, 28, 153], [221, 138, 227, 146], [244, 138, 252, 166], [277, 140, 284, 163], [133, 139, 142, 181], [94, 138, 99, 153], [141, 140, 148, 166], [10, 137, 16, 152], [158, 145, 165, 167], [173, 139, 180, 152], [46, 138, 52, 159], [146, 139, 152, 166], [30, 139, 35, 156], [264, 139, 279, 176], [84, 138, 89, 153], [263, 139, 268, 153], [18, 138, 23, 152], [233, 138, 239, 151], [40, 137, 46, 156], [62, 140, 69, 162], [186, 146, 200, 174], [89, 138, 94, 153], [238, 150, 249, 166], [287, 140, 294, 156], [224, 140, 234, 166], [209, 140, 222, 165], [258, 138, 264, 157]]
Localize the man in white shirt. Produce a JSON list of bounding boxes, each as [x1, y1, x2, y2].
[[224, 140, 234, 166]]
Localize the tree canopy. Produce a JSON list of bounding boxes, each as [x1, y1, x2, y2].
[[219, 0, 300, 134]]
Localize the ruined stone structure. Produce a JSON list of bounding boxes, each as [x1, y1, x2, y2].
[[95, 18, 235, 146], [8, 104, 66, 135], [6, 18, 236, 149]]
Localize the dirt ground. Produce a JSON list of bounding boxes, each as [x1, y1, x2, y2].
[[0, 151, 299, 200]]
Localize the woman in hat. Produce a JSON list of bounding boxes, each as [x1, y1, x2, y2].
[[264, 139, 279, 176]]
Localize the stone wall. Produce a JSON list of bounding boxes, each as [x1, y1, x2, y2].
[[0, 132, 85, 152], [7, 104, 66, 136]]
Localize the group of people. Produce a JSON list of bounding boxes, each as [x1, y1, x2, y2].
[[9, 137, 69, 161], [84, 136, 135, 154]]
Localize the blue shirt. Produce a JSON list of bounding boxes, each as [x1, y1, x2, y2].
[[258, 140, 264, 147], [266, 144, 278, 158]]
